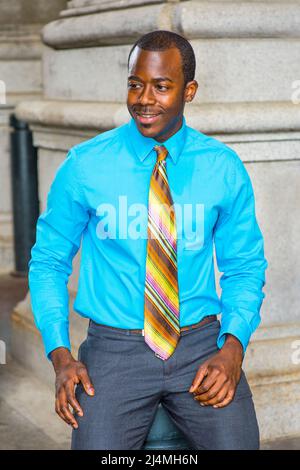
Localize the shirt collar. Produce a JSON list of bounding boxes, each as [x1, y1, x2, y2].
[[127, 115, 187, 164]]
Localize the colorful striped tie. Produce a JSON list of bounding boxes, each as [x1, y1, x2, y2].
[[144, 145, 180, 360]]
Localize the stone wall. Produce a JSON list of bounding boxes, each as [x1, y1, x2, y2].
[[0, 0, 67, 271]]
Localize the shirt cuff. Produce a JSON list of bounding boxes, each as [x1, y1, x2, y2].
[[216, 311, 258, 356], [40, 321, 71, 361]]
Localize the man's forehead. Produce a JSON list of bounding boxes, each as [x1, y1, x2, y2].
[[128, 47, 182, 76]]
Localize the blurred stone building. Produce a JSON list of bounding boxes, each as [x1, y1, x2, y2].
[[0, 0, 67, 270], [1, 0, 300, 443]]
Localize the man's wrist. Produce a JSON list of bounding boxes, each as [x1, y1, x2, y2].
[[50, 346, 73, 370], [221, 334, 244, 361]]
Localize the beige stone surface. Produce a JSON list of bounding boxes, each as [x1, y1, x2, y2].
[[43, 1, 300, 49], [64, 0, 164, 17], [0, 60, 42, 95], [252, 373, 300, 440], [43, 44, 129, 102], [0, 0, 67, 25], [42, 3, 172, 48], [245, 161, 300, 325], [0, 116, 11, 213], [0, 1, 68, 271], [11, 291, 88, 386], [175, 1, 300, 38], [0, 359, 71, 449], [42, 38, 300, 104], [0, 110, 13, 271], [15, 100, 300, 135]]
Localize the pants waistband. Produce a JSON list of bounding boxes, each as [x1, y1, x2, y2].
[[89, 314, 218, 336]]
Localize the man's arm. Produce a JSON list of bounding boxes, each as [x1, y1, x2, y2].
[[189, 149, 268, 407], [29, 147, 94, 428]]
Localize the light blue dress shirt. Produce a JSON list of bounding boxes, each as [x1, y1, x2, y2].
[[29, 115, 267, 359]]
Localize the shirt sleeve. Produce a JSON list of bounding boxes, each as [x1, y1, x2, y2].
[[28, 147, 89, 360], [214, 149, 268, 355]]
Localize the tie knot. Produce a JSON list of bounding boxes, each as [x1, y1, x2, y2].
[[154, 145, 168, 163]]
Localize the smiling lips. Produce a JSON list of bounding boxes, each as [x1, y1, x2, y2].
[[135, 112, 161, 124]]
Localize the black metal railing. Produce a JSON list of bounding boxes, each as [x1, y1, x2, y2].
[[9, 114, 39, 276]]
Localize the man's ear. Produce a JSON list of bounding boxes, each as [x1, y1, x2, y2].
[[184, 80, 198, 103]]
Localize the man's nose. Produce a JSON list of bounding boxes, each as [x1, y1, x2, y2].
[[138, 84, 155, 105]]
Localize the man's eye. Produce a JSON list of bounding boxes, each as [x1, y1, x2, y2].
[[128, 83, 139, 88], [157, 85, 168, 91]]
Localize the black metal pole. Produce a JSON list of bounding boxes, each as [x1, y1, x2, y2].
[[9, 114, 39, 276]]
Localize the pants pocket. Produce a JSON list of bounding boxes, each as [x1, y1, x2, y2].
[[234, 369, 253, 401], [77, 339, 87, 362]]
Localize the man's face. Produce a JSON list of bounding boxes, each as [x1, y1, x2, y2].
[[127, 46, 197, 142]]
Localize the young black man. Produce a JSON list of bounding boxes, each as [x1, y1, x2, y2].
[[29, 30, 267, 450]]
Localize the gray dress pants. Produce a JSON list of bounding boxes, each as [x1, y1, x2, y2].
[[71, 318, 259, 450]]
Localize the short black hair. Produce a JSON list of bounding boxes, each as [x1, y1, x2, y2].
[[127, 30, 196, 87]]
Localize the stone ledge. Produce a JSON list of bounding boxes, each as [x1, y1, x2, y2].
[[61, 0, 164, 17], [1, 92, 43, 108], [28, 125, 300, 161], [42, 1, 300, 49], [244, 333, 300, 381], [0, 38, 43, 60], [12, 291, 88, 356], [42, 3, 172, 49], [12, 291, 300, 382], [0, 0, 68, 27], [15, 99, 300, 135], [30, 125, 94, 151], [253, 374, 300, 440], [174, 1, 300, 39], [0, 24, 43, 39]]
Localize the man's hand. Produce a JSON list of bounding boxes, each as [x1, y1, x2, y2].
[[189, 334, 244, 408], [50, 347, 95, 429]]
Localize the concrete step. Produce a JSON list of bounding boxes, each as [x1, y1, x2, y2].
[[0, 359, 71, 450]]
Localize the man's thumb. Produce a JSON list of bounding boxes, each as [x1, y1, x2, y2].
[[79, 369, 95, 396]]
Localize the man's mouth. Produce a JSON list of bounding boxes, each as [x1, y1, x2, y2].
[[135, 112, 161, 125]]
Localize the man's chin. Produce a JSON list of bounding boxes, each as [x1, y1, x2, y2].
[[135, 121, 160, 138]]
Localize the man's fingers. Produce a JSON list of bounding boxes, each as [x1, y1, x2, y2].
[[55, 397, 70, 425], [65, 382, 83, 416], [212, 389, 235, 408], [61, 403, 78, 428], [194, 377, 227, 404], [193, 370, 219, 396], [78, 365, 95, 396], [189, 365, 209, 393], [56, 390, 78, 429], [196, 382, 229, 406]]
